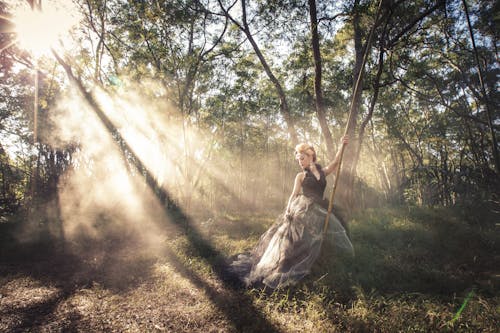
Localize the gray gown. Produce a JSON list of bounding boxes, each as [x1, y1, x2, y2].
[[229, 164, 354, 289]]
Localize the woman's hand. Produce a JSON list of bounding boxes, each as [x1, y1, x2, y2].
[[323, 135, 349, 176]]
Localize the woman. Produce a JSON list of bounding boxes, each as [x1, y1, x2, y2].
[[229, 137, 354, 289]]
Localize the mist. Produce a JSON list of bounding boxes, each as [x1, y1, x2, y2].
[[18, 74, 301, 259]]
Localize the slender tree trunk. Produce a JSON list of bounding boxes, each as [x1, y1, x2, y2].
[[242, 32, 298, 146], [239, 99, 244, 204], [219, 0, 298, 145], [389, 146, 401, 202], [89, 0, 107, 82], [462, 0, 500, 174], [308, 0, 334, 157], [338, 0, 367, 209], [352, 34, 386, 182], [369, 120, 391, 199]]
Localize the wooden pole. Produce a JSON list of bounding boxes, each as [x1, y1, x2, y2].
[[323, 0, 383, 234]]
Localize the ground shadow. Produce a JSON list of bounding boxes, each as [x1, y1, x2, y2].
[[0, 286, 77, 333], [0, 226, 158, 291], [1, 56, 282, 333]]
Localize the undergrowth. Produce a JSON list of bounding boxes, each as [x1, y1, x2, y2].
[[1, 205, 498, 332], [199, 205, 499, 332]]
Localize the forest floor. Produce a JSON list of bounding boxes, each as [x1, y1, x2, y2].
[[0, 205, 499, 332]]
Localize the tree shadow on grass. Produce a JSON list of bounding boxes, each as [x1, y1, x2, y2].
[[1, 59, 282, 333], [0, 286, 78, 333], [0, 227, 158, 291], [0, 222, 281, 332], [1, 222, 281, 332]]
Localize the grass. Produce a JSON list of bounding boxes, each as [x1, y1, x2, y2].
[[0, 205, 498, 332]]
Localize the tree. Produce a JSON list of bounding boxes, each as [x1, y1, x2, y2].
[[308, 0, 334, 157], [217, 0, 298, 145]]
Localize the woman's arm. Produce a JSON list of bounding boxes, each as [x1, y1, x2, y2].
[[322, 136, 349, 176], [286, 172, 305, 214]]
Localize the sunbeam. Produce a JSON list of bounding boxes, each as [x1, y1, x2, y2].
[[45, 70, 287, 245]]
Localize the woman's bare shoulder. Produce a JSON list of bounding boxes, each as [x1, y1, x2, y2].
[[295, 172, 306, 181]]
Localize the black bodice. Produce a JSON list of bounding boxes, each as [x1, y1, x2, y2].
[[302, 164, 326, 202]]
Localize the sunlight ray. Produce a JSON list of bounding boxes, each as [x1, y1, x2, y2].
[[0, 40, 16, 53]]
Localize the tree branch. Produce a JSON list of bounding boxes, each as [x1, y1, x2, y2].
[[387, 0, 446, 48]]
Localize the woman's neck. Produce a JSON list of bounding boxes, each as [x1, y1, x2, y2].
[[306, 163, 317, 171]]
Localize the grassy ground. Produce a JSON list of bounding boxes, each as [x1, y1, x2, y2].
[[0, 205, 498, 332]]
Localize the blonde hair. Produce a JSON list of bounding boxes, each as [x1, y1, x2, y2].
[[295, 143, 316, 162]]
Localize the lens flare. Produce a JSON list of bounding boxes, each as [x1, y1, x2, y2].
[[11, 1, 79, 56]]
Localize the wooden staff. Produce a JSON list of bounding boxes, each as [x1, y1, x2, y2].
[[323, 0, 383, 234]]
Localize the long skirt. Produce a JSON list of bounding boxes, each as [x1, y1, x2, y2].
[[229, 195, 354, 289]]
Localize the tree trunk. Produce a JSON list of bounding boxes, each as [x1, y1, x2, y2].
[[352, 31, 386, 186], [242, 31, 298, 146], [462, 0, 500, 174], [338, 0, 365, 209], [219, 0, 299, 146], [308, 0, 334, 157]]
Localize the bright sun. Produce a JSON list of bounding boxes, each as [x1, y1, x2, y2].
[[10, 1, 79, 56]]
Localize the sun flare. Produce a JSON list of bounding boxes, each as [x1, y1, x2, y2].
[[11, 1, 79, 56]]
